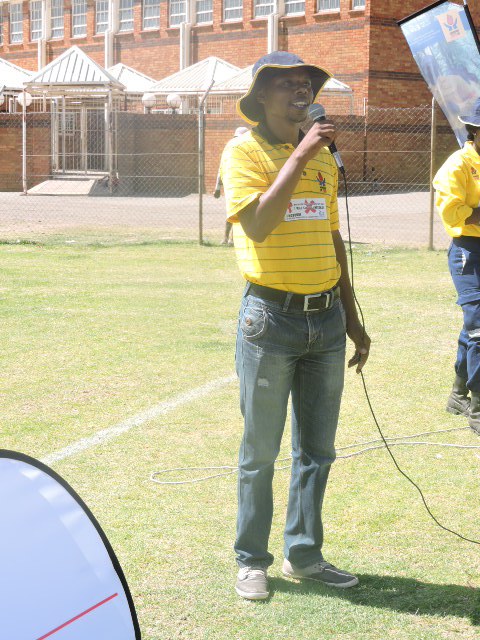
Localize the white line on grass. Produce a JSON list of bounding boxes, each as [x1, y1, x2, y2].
[[41, 374, 237, 466]]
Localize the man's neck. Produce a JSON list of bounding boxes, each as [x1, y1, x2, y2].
[[263, 114, 303, 146]]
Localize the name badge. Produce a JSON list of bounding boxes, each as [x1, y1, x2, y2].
[[284, 198, 327, 222]]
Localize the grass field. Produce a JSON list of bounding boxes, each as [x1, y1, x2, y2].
[[2, 240, 480, 639]]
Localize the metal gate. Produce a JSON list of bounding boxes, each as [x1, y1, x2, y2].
[[52, 105, 106, 174]]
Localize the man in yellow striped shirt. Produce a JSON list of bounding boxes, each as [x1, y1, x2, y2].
[[221, 51, 370, 601]]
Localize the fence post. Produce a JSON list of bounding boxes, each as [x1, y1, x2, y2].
[[362, 97, 368, 183], [22, 92, 27, 195], [429, 97, 437, 251], [198, 103, 205, 245]]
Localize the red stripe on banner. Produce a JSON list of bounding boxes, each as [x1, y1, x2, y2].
[[36, 593, 119, 639]]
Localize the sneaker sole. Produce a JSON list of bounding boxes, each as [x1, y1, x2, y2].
[[282, 569, 359, 589], [235, 586, 269, 600], [446, 405, 469, 417]]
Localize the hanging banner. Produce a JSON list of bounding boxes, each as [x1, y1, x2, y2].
[[0, 450, 142, 640], [399, 1, 480, 145]]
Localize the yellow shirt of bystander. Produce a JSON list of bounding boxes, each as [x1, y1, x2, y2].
[[434, 141, 480, 238]]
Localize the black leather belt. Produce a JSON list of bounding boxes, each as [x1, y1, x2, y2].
[[247, 282, 340, 312]]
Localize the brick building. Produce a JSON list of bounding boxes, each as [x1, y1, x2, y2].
[[0, 1, 477, 194], [1, 1, 479, 110]]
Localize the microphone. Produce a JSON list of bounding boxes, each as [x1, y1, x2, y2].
[[308, 104, 345, 174]]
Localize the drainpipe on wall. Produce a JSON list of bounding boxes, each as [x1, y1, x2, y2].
[[267, 0, 285, 53], [37, 0, 51, 69], [179, 0, 194, 69], [180, 22, 192, 70], [104, 0, 119, 69]]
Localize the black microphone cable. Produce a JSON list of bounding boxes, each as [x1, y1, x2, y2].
[[341, 169, 480, 546]]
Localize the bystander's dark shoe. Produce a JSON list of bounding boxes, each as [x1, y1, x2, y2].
[[235, 567, 269, 600], [468, 391, 480, 435], [446, 375, 470, 417], [282, 559, 359, 588]]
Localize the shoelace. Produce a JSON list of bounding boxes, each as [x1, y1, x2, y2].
[[239, 567, 266, 579]]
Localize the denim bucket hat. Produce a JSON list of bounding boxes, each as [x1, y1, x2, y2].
[[459, 97, 480, 126], [236, 51, 332, 125]]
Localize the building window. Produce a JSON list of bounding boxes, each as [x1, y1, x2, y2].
[[51, 0, 64, 39], [352, 0, 365, 7], [95, 0, 109, 33], [72, 0, 87, 37], [143, 0, 160, 29], [254, 1, 274, 18], [170, 0, 187, 25], [10, 3, 23, 43], [119, 0, 134, 31], [196, 0, 212, 23], [317, 0, 340, 10], [284, 1, 304, 14], [30, 1, 43, 41], [224, 0, 242, 21]]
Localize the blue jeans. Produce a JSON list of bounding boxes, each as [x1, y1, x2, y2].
[[448, 239, 480, 391], [234, 286, 346, 569]]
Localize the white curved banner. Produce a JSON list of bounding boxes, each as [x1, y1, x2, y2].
[[0, 450, 141, 640], [399, 1, 480, 145]]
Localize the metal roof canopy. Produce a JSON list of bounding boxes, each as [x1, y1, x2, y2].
[[107, 63, 156, 94], [211, 65, 353, 95], [26, 46, 125, 96], [149, 57, 240, 96], [0, 56, 32, 91]]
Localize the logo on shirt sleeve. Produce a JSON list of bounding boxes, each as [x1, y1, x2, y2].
[[470, 166, 479, 180]]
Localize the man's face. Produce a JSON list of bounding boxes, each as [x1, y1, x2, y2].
[[256, 69, 314, 123]]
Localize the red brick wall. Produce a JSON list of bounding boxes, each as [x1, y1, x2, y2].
[[0, 0, 452, 107], [0, 113, 51, 191]]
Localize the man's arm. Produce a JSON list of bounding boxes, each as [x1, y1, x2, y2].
[[465, 207, 480, 225], [240, 121, 336, 243], [332, 230, 371, 372]]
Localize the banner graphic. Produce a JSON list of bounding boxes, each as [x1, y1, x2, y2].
[[399, 1, 480, 145]]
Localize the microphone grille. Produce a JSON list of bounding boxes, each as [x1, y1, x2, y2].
[[308, 103, 326, 121]]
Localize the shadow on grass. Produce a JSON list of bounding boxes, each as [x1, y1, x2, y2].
[[269, 574, 480, 625]]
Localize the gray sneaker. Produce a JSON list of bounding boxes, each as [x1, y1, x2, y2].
[[282, 559, 359, 588], [235, 566, 269, 600]]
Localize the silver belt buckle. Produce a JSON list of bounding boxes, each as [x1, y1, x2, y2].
[[303, 291, 332, 312]]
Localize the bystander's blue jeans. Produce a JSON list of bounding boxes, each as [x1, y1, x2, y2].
[[448, 238, 480, 392], [234, 285, 346, 569]]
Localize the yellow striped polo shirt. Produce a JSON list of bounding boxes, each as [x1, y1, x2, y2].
[[220, 123, 340, 294]]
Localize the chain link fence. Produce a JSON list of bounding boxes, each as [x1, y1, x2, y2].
[[0, 98, 458, 248]]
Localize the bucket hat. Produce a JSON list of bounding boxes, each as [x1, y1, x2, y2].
[[459, 96, 480, 126], [237, 51, 332, 125]]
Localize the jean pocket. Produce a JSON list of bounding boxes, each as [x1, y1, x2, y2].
[[450, 246, 474, 276], [338, 300, 347, 332], [240, 302, 268, 340]]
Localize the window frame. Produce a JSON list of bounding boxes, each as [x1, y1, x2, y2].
[[119, 0, 134, 32], [50, 0, 64, 39], [284, 0, 305, 16], [195, 0, 213, 24], [30, 0, 43, 42], [169, 0, 187, 26], [10, 2, 24, 44], [223, 0, 242, 22], [143, 0, 160, 30], [95, 0, 109, 34], [72, 0, 87, 37], [253, 0, 274, 18], [317, 0, 340, 11]]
